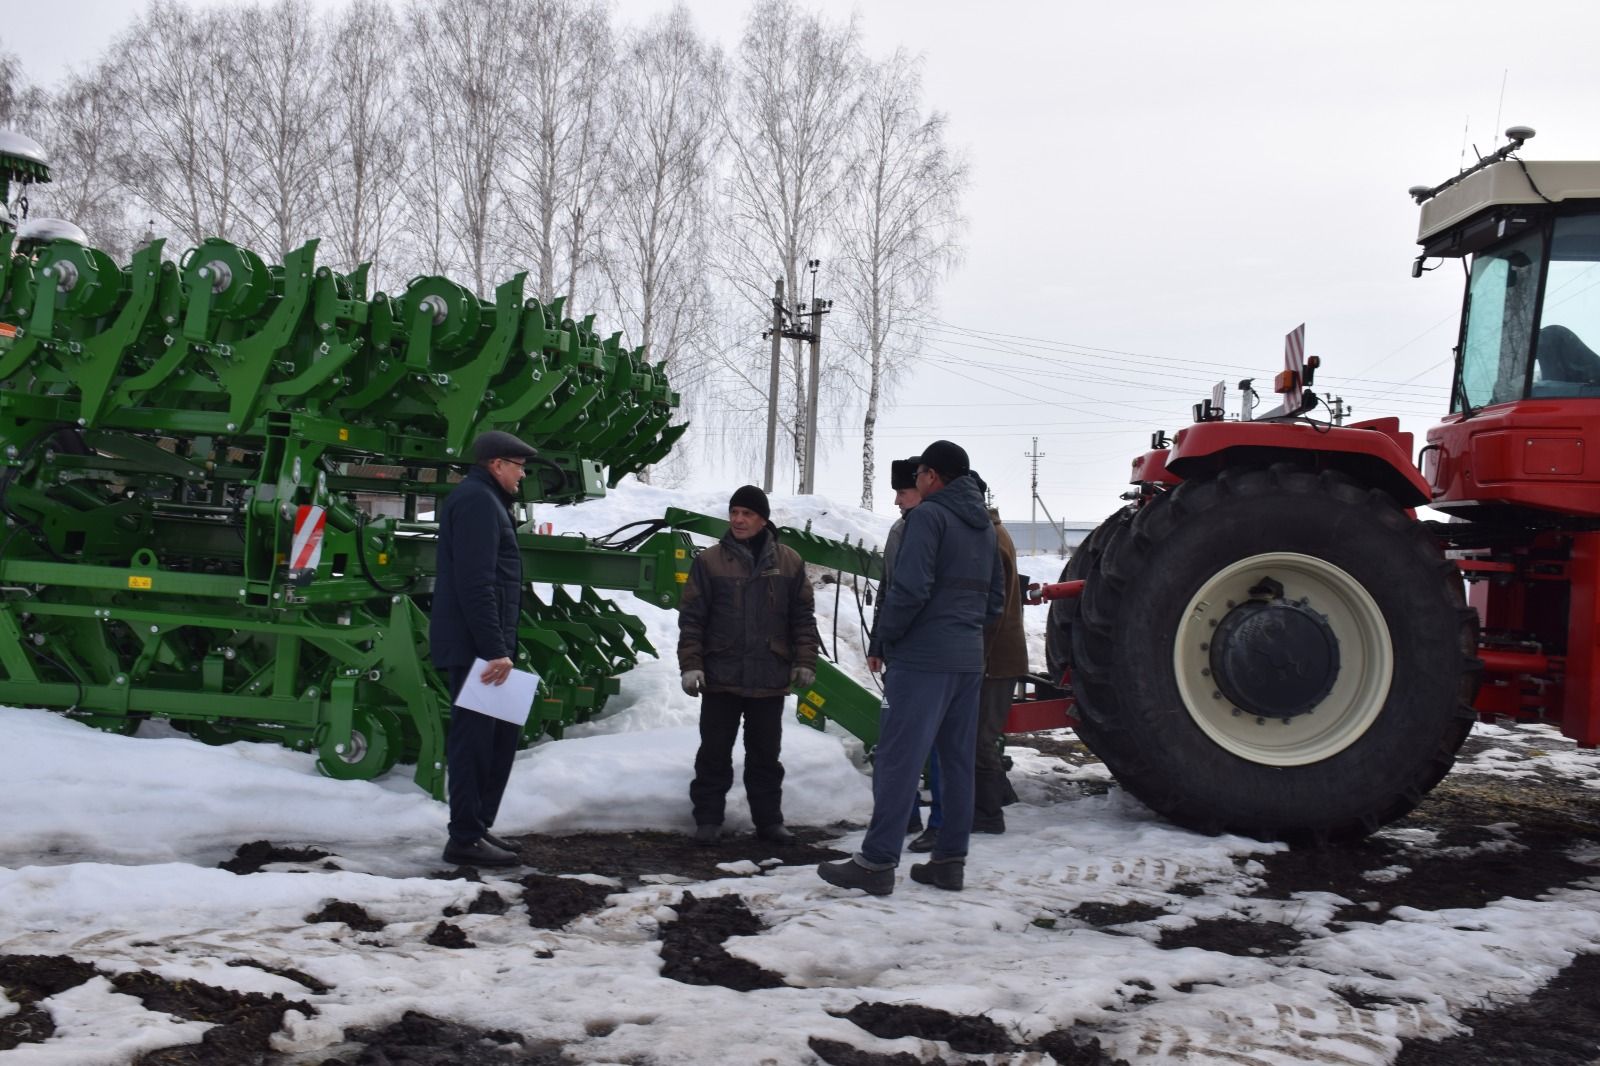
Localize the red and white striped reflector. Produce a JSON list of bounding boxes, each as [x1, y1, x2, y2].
[[290, 505, 327, 573]]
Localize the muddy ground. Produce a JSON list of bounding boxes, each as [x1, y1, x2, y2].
[[4, 731, 1599, 1065]]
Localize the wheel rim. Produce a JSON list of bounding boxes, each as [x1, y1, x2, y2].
[[1173, 552, 1393, 766], [315, 707, 397, 780]]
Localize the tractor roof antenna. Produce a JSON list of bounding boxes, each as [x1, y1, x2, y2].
[[1409, 125, 1536, 204]]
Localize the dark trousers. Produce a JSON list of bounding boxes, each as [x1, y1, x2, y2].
[[860, 668, 981, 866], [690, 691, 786, 828], [975, 677, 1017, 828], [446, 665, 522, 845]]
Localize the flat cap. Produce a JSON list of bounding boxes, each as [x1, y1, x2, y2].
[[471, 429, 538, 462]]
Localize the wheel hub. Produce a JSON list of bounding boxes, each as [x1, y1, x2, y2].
[[1210, 596, 1340, 720]]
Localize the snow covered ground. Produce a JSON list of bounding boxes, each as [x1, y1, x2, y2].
[[3, 481, 1600, 1065]]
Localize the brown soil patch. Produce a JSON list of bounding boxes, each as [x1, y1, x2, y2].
[[305, 900, 385, 932], [658, 891, 786, 992], [423, 921, 474, 948], [218, 840, 334, 874], [517, 872, 615, 929], [1395, 951, 1600, 1065], [827, 1002, 1130, 1065], [325, 1009, 571, 1065], [1157, 916, 1307, 957], [494, 826, 848, 884]]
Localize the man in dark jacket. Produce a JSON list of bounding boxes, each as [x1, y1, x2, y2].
[[975, 507, 1028, 833], [678, 485, 820, 846], [818, 440, 1004, 895], [429, 429, 537, 868]]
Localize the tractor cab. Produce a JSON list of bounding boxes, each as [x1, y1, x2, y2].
[[1414, 129, 1600, 516]]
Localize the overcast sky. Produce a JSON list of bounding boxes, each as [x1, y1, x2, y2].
[[11, 0, 1600, 532]]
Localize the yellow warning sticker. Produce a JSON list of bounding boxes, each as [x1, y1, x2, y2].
[[338, 427, 349, 441], [128, 575, 153, 590], [799, 705, 816, 719], [675, 572, 687, 583], [806, 692, 826, 708], [377, 552, 388, 565], [675, 548, 685, 559]]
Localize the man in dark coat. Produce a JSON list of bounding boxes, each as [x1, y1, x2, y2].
[[818, 440, 1004, 895], [429, 429, 537, 868], [678, 485, 820, 846]]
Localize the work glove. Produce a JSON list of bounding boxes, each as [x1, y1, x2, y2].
[[681, 670, 704, 697], [790, 665, 815, 689]]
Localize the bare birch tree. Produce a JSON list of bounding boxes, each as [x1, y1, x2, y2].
[[406, 0, 521, 293], [604, 7, 721, 388], [715, 0, 862, 489], [321, 0, 410, 289], [108, 1, 253, 246], [498, 0, 613, 307], [36, 66, 139, 256], [0, 48, 45, 130], [835, 50, 966, 507], [235, 0, 336, 257]]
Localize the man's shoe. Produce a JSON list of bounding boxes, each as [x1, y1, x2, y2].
[[907, 827, 939, 853], [817, 857, 894, 896], [480, 831, 517, 852], [442, 838, 519, 868], [755, 823, 795, 845], [693, 823, 722, 846], [971, 816, 1006, 835], [910, 858, 964, 891]]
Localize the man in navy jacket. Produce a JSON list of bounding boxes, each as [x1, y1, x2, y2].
[[430, 430, 537, 868], [819, 439, 1004, 895]]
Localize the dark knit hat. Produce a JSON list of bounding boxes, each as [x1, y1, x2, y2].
[[471, 429, 538, 463], [916, 439, 969, 482], [889, 457, 919, 491], [729, 484, 770, 520]]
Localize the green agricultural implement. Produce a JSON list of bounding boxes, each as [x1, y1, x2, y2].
[[0, 130, 885, 799]]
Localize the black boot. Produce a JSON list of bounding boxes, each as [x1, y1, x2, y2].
[[910, 857, 964, 891]]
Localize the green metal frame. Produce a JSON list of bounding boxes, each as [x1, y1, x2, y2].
[[0, 218, 892, 798]]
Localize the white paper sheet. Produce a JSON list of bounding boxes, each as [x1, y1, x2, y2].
[[454, 658, 541, 726]]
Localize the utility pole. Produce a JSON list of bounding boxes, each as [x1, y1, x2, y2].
[[762, 278, 783, 492], [800, 259, 825, 495], [759, 263, 829, 494], [1025, 437, 1044, 556]]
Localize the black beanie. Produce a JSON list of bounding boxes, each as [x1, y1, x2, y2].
[[889, 457, 919, 491], [916, 439, 969, 482], [729, 484, 770, 520]]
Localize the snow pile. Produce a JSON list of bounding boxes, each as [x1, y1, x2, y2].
[[2, 480, 1600, 1065]]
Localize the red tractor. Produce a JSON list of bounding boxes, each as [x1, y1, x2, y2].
[[1044, 126, 1600, 843]]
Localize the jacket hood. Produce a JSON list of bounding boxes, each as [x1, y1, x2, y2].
[[924, 472, 991, 530]]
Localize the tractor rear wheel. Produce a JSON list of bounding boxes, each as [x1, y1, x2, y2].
[[1070, 464, 1477, 843], [1045, 507, 1134, 689]]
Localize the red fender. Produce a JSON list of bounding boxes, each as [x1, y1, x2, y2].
[[1148, 416, 1429, 506]]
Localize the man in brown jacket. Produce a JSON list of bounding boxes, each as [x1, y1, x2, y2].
[[678, 485, 820, 846], [975, 507, 1028, 833]]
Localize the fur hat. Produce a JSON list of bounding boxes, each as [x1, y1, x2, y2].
[[916, 439, 969, 482], [729, 484, 770, 520], [889, 457, 920, 491]]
